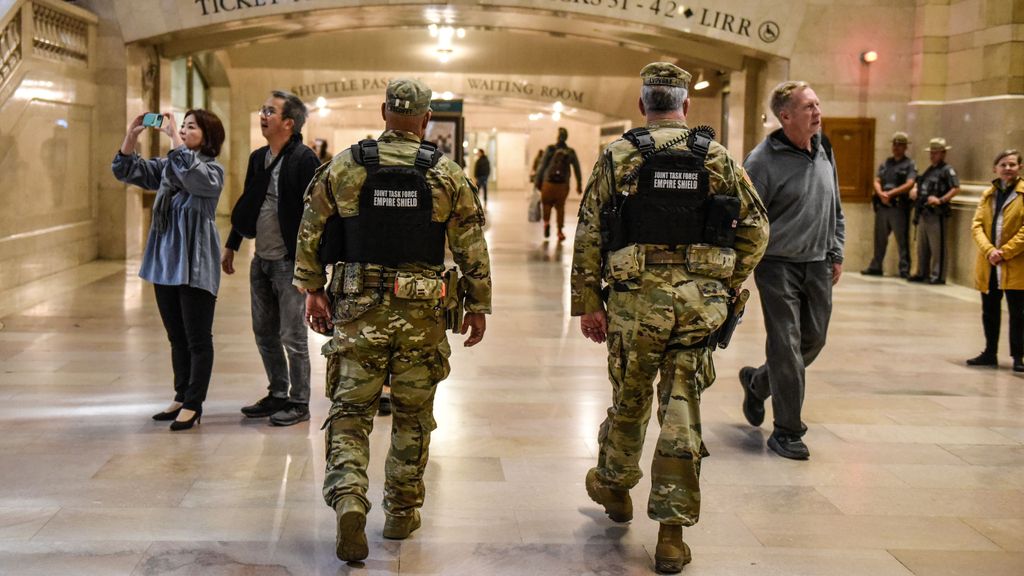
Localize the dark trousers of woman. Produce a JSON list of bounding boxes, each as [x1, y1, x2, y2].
[[981, 269, 1024, 359], [153, 284, 216, 411]]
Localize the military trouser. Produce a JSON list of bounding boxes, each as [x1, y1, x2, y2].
[[321, 290, 451, 517], [594, 266, 728, 526], [868, 205, 911, 276]]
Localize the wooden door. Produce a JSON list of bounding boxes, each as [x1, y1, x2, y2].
[[822, 117, 876, 204]]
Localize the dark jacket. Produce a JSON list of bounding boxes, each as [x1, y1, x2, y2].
[[474, 154, 490, 180], [226, 134, 320, 260]]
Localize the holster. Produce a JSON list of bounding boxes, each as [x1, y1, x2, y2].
[[443, 267, 465, 332], [710, 288, 749, 349]]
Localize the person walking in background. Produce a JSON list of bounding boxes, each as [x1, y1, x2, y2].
[[535, 127, 582, 241], [316, 138, 331, 164], [112, 109, 226, 431], [529, 149, 544, 183], [908, 137, 960, 284], [967, 149, 1024, 370], [739, 81, 845, 461], [862, 132, 916, 278], [473, 148, 491, 204], [223, 90, 320, 427]]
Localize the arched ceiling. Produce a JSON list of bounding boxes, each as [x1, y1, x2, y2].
[[157, 5, 757, 83]]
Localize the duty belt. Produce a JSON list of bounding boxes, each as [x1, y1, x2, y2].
[[644, 246, 689, 265], [362, 270, 399, 290]]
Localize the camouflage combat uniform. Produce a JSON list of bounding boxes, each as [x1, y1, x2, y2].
[[571, 120, 769, 525], [293, 129, 491, 518]]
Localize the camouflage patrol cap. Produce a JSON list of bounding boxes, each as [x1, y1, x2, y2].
[[891, 132, 909, 144], [385, 78, 432, 116], [640, 62, 691, 89], [926, 137, 951, 151]]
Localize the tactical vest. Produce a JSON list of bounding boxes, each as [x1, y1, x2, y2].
[[340, 139, 446, 267], [618, 126, 715, 247]]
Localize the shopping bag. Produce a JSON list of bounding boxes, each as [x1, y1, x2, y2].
[[527, 188, 542, 222]]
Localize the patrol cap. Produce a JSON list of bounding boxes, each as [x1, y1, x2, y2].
[[640, 62, 691, 89], [385, 78, 432, 116], [926, 137, 951, 151], [891, 132, 909, 145]]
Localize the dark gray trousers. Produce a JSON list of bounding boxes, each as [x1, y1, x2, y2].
[[749, 259, 834, 438], [250, 255, 311, 404], [915, 211, 947, 282], [868, 205, 910, 276]]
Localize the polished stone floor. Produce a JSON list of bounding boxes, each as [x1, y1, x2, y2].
[[1, 190, 1023, 575]]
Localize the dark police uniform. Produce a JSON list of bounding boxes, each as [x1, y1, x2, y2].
[[914, 160, 960, 283], [867, 154, 917, 276]]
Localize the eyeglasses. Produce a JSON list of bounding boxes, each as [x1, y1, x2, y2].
[[258, 107, 278, 118]]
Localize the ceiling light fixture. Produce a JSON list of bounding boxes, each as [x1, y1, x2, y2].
[[431, 25, 465, 63], [693, 71, 709, 91]]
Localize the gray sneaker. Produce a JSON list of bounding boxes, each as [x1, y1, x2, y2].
[[269, 403, 310, 426]]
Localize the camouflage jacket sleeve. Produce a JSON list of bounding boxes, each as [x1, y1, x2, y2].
[[708, 144, 769, 289], [447, 172, 493, 314], [569, 152, 612, 316], [292, 160, 337, 290]]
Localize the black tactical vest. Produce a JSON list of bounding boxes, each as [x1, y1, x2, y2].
[[340, 139, 446, 267], [619, 127, 714, 247]]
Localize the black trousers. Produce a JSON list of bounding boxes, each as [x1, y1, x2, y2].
[[153, 284, 216, 411], [981, 269, 1024, 359]]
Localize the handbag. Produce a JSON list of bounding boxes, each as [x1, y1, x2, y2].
[[527, 188, 542, 222]]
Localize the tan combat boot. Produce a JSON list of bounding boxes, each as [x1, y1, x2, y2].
[[383, 509, 421, 540], [654, 524, 692, 574], [335, 496, 369, 562], [585, 468, 633, 522]]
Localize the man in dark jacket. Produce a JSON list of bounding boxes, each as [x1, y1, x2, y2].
[[473, 148, 491, 204], [222, 90, 320, 426]]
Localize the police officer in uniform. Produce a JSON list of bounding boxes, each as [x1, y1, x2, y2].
[[292, 79, 492, 563], [571, 63, 769, 574], [862, 132, 916, 278], [909, 137, 960, 284]]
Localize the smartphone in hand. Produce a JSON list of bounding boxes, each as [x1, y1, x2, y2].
[[142, 113, 163, 128]]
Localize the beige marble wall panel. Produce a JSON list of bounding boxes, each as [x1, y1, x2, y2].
[[840, 204, 876, 274]]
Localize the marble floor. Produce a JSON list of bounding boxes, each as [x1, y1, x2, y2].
[[1, 190, 1023, 576]]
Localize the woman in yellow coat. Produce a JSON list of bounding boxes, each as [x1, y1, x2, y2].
[[967, 149, 1024, 370]]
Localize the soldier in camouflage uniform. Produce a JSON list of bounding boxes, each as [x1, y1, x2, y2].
[[292, 79, 492, 563], [571, 62, 768, 573]]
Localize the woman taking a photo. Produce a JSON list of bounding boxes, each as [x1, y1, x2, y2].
[[967, 149, 1024, 371], [112, 110, 226, 430]]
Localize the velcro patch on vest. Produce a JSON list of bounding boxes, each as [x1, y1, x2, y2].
[[372, 188, 420, 208], [652, 170, 700, 191]]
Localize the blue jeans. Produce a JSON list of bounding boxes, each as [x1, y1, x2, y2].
[[250, 255, 310, 404]]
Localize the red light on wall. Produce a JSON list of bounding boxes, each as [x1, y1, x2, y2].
[[860, 51, 879, 64]]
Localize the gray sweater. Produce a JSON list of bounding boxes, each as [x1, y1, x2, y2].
[[744, 130, 845, 263]]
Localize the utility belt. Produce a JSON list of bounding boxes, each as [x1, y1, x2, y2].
[[327, 262, 465, 331], [329, 263, 443, 299], [605, 244, 736, 283]]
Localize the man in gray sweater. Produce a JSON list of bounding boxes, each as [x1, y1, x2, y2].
[[738, 81, 845, 460]]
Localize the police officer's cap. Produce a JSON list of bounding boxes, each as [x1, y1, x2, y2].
[[386, 78, 432, 116], [640, 62, 691, 89], [926, 137, 951, 151], [891, 132, 909, 145]]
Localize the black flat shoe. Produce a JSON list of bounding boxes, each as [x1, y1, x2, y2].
[[170, 409, 201, 431], [767, 433, 810, 460], [1014, 357, 1024, 373], [152, 408, 182, 421], [966, 352, 997, 367]]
